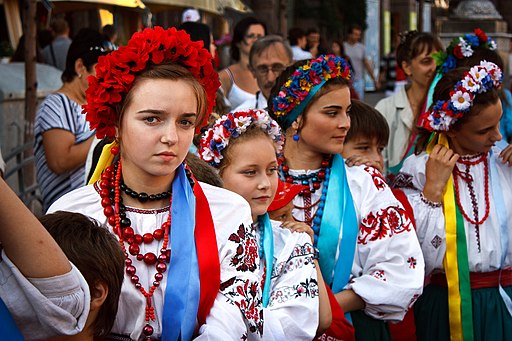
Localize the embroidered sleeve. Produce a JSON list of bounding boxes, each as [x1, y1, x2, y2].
[[346, 166, 425, 321], [262, 233, 319, 340]]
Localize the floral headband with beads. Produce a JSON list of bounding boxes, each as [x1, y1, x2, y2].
[[83, 26, 220, 139], [199, 109, 284, 167], [420, 60, 502, 132], [271, 54, 351, 130], [433, 28, 497, 73]]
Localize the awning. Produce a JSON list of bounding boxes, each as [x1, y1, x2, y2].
[[47, 0, 146, 9], [144, 0, 250, 15]]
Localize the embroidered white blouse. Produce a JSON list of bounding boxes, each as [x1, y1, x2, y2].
[[257, 220, 319, 340], [49, 181, 263, 341], [288, 164, 424, 321], [396, 147, 512, 275]]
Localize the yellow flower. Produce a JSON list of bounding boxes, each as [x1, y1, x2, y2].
[[302, 64, 311, 71]]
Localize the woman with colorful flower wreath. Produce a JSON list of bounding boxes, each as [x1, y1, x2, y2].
[[396, 61, 512, 340], [267, 55, 424, 340], [200, 109, 347, 340], [48, 27, 265, 341]]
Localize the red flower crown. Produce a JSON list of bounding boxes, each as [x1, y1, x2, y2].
[[83, 26, 220, 139]]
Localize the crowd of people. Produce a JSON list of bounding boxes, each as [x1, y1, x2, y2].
[[1, 9, 512, 341]]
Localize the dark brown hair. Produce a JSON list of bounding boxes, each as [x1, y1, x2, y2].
[[415, 67, 500, 153], [231, 16, 267, 62], [39, 211, 124, 339], [346, 99, 389, 146], [396, 31, 442, 72]]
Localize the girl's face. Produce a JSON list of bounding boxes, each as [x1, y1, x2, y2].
[[221, 135, 279, 221], [119, 78, 197, 182], [448, 100, 503, 155], [294, 86, 351, 155], [403, 46, 438, 88], [331, 42, 341, 56], [239, 24, 265, 56]]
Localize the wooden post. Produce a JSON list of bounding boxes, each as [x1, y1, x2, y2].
[[22, 0, 37, 203], [418, 0, 424, 32]]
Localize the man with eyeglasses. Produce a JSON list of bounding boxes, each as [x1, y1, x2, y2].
[[234, 35, 293, 112]]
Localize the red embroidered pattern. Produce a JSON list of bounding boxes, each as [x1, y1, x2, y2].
[[364, 166, 388, 191], [228, 225, 258, 272], [358, 206, 413, 245], [407, 257, 417, 269], [372, 270, 387, 281]]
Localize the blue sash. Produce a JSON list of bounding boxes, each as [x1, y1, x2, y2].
[[489, 148, 512, 317], [161, 165, 200, 341], [258, 213, 274, 308], [0, 298, 23, 340], [317, 154, 358, 293]]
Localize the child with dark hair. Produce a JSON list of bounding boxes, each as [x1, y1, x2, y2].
[[40, 211, 124, 341]]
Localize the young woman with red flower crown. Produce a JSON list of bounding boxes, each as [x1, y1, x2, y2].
[[199, 109, 351, 340], [396, 61, 512, 341], [267, 55, 424, 340], [48, 27, 264, 341]]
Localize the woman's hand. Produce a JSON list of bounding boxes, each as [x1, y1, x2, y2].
[[499, 143, 512, 166], [280, 221, 314, 243], [423, 144, 459, 203], [345, 155, 382, 172]]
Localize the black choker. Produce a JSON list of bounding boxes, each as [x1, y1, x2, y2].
[[120, 182, 171, 202]]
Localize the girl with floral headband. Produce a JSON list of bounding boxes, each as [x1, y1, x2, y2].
[[200, 109, 344, 340], [48, 27, 265, 341], [395, 61, 512, 340], [267, 54, 424, 340]]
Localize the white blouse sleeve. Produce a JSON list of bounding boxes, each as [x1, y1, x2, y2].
[[346, 166, 425, 321], [396, 153, 450, 275], [0, 251, 90, 340], [262, 224, 319, 340], [196, 184, 264, 340]]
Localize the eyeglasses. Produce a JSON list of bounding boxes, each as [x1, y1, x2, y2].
[[244, 33, 264, 41], [253, 64, 287, 76]]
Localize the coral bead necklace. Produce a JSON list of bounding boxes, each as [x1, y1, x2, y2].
[[100, 159, 171, 340]]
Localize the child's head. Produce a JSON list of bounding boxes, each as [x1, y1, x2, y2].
[[39, 211, 124, 339], [417, 61, 502, 155], [200, 110, 284, 221], [267, 180, 304, 222], [342, 99, 389, 172]]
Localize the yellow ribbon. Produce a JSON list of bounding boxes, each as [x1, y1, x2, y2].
[[426, 133, 463, 340], [88, 140, 119, 185]]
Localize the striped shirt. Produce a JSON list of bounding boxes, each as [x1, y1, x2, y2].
[[34, 93, 95, 211]]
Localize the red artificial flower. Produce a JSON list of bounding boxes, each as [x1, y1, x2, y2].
[[474, 28, 488, 43], [453, 45, 464, 59]]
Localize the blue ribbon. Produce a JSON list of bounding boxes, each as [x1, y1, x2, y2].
[[258, 213, 274, 308], [281, 80, 327, 130], [0, 298, 23, 340], [426, 72, 443, 112], [317, 154, 358, 293], [161, 165, 200, 341], [490, 147, 512, 317]]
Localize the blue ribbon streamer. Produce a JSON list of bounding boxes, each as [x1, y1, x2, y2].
[[0, 298, 23, 340], [161, 165, 200, 341], [317, 154, 358, 293], [258, 213, 274, 308], [281, 80, 327, 130], [490, 147, 512, 317]]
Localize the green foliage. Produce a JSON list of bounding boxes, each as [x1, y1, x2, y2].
[[0, 41, 14, 57]]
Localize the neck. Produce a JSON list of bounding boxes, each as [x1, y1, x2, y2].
[[283, 131, 325, 170], [238, 53, 250, 69], [60, 79, 86, 105], [406, 83, 427, 119], [120, 158, 175, 209]]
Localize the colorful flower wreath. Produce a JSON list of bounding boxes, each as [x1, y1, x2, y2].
[[433, 28, 497, 73], [83, 26, 220, 139], [199, 109, 284, 167], [421, 60, 502, 132], [271, 55, 351, 128]]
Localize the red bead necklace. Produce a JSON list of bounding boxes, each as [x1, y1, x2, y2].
[[100, 159, 171, 340], [453, 153, 490, 224]]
